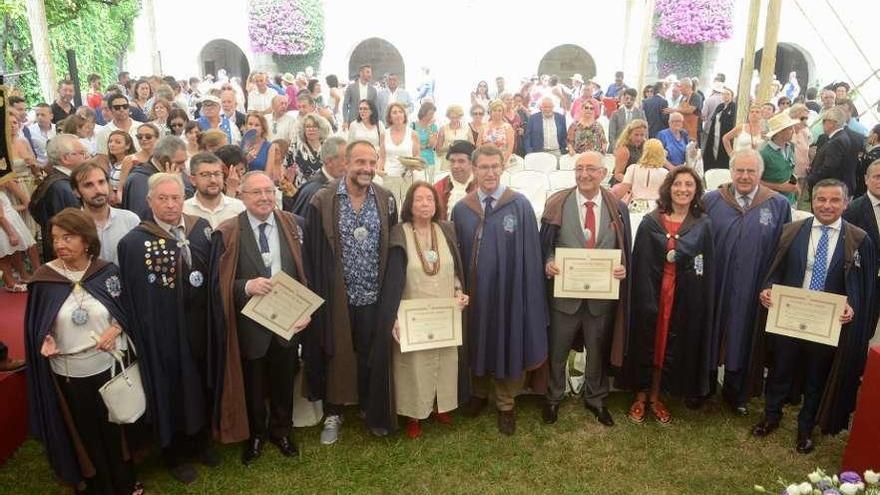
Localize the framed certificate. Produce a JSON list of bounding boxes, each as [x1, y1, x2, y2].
[[553, 248, 622, 300], [397, 298, 462, 353], [765, 284, 847, 347], [242, 271, 324, 341]]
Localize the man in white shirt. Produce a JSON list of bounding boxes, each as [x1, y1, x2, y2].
[[183, 153, 246, 228], [70, 162, 140, 265], [434, 140, 476, 219], [265, 95, 296, 142], [753, 178, 875, 454], [95, 93, 141, 169], [247, 72, 275, 115], [27, 103, 56, 167], [377, 73, 413, 119]]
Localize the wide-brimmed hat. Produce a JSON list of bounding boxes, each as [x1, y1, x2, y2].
[[282, 72, 296, 84], [765, 112, 799, 139], [201, 95, 221, 106]]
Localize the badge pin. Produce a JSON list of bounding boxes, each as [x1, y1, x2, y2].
[[353, 226, 368, 241], [503, 214, 517, 233], [666, 250, 676, 263], [189, 270, 204, 288], [694, 254, 704, 276], [148, 273, 157, 283]]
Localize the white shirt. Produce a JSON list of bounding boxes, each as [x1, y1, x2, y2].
[[184, 194, 246, 229], [802, 218, 842, 290], [576, 188, 602, 243], [96, 119, 141, 155], [247, 89, 274, 113], [358, 82, 369, 102], [92, 207, 140, 265], [542, 115, 559, 151], [736, 186, 759, 209], [154, 216, 186, 237], [27, 123, 55, 166], [266, 112, 297, 142], [446, 175, 473, 220], [247, 211, 281, 276]]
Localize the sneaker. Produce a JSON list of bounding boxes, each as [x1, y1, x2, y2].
[[320, 415, 342, 445]]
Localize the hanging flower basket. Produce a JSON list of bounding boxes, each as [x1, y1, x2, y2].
[[247, 0, 324, 56], [654, 0, 733, 45]]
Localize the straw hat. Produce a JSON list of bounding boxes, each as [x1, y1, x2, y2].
[[765, 112, 799, 139]]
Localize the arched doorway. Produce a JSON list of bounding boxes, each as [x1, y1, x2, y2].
[[348, 38, 405, 86], [754, 42, 813, 98], [537, 44, 597, 85], [199, 39, 250, 80]]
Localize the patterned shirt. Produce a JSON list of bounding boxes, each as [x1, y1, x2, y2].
[[337, 179, 381, 306]]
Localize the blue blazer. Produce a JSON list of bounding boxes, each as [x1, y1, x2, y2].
[[525, 112, 567, 154]]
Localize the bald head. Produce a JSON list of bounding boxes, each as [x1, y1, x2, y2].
[[540, 98, 555, 117], [575, 151, 606, 198]]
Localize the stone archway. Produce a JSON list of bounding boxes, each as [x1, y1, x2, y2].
[[537, 44, 597, 85], [348, 38, 405, 86], [754, 42, 814, 98], [199, 39, 250, 80]]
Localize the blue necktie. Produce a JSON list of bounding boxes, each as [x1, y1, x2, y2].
[[258, 222, 271, 275], [483, 196, 494, 217], [808, 225, 830, 291]]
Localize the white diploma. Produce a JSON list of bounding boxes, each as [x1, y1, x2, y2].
[[553, 248, 621, 300], [765, 284, 846, 347], [397, 298, 462, 353], [241, 271, 324, 341]]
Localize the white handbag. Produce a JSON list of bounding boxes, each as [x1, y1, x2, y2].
[[97, 334, 146, 424]]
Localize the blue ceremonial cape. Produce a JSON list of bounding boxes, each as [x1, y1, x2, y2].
[[703, 185, 790, 372], [452, 188, 548, 380], [25, 260, 128, 486]]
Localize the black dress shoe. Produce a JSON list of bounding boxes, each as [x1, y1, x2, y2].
[[585, 404, 615, 427], [270, 436, 299, 457], [684, 397, 705, 410], [241, 437, 263, 466], [750, 419, 779, 437], [542, 403, 559, 424], [497, 410, 516, 436], [199, 447, 222, 467], [169, 463, 198, 484], [465, 396, 488, 418], [796, 431, 814, 454]]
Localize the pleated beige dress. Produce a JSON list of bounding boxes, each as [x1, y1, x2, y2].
[[393, 223, 459, 419]]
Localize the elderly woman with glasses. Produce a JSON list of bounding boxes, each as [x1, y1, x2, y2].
[[291, 113, 331, 187], [116, 123, 160, 201]]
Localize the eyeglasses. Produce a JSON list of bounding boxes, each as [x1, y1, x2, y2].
[[196, 171, 224, 179], [136, 134, 156, 141], [583, 106, 593, 110], [472, 112, 484, 117], [799, 117, 809, 122], [576, 167, 604, 175], [241, 188, 276, 197], [170, 122, 185, 128], [112, 104, 129, 110], [476, 164, 502, 172]]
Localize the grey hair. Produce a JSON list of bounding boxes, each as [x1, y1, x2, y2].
[[297, 114, 331, 141], [729, 148, 765, 177], [152, 135, 186, 162], [320, 136, 347, 162], [866, 159, 880, 177], [812, 178, 849, 200], [46, 134, 81, 166], [668, 111, 684, 122], [576, 151, 605, 169], [240, 170, 272, 190], [146, 172, 184, 198], [823, 107, 847, 127]]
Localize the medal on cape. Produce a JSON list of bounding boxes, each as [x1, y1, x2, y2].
[[203, 226, 213, 239], [666, 250, 676, 263], [105, 275, 122, 298], [189, 270, 204, 288], [71, 307, 89, 326], [503, 214, 517, 233], [353, 226, 368, 241], [694, 254, 704, 276], [261, 252, 273, 268], [425, 250, 439, 264], [854, 250, 861, 268], [148, 273, 157, 284], [759, 208, 772, 226]]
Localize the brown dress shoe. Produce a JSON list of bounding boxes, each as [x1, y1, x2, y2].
[[497, 410, 516, 436], [465, 396, 488, 418]]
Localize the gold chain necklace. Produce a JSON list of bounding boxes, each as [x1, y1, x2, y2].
[[412, 224, 440, 276]]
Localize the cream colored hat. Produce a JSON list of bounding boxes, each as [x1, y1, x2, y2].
[[765, 112, 798, 139]]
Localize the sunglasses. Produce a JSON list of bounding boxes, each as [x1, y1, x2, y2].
[[472, 112, 484, 117], [136, 133, 156, 140], [112, 104, 129, 110]]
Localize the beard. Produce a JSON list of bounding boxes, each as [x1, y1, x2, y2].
[[83, 194, 108, 208]]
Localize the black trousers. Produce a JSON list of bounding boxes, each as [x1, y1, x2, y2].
[[326, 303, 377, 416], [242, 338, 298, 440], [763, 334, 836, 433], [161, 354, 212, 468], [55, 370, 136, 495]]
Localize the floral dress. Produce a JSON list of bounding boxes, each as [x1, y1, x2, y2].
[[567, 120, 607, 153]]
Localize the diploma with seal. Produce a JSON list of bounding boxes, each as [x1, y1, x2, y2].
[[241, 271, 324, 341], [765, 284, 847, 347], [552, 248, 621, 300], [397, 298, 462, 353]]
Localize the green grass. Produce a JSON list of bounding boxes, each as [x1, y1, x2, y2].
[[0, 393, 847, 495]]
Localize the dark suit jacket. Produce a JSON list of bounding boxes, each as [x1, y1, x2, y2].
[[288, 170, 330, 218], [342, 82, 378, 124], [642, 95, 669, 138], [808, 128, 857, 193], [843, 194, 880, 299], [525, 112, 567, 154], [232, 211, 300, 360], [607, 106, 646, 152]]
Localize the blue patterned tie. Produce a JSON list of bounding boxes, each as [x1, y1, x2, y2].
[[258, 222, 271, 276], [483, 196, 494, 217], [808, 225, 830, 291]]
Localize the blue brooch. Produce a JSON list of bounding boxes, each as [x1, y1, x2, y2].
[[503, 214, 517, 233], [759, 208, 772, 226], [148, 273, 157, 284], [105, 275, 122, 298]]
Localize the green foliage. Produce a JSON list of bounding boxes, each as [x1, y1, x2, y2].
[[272, 51, 323, 75], [2, 0, 140, 105], [657, 38, 705, 79]]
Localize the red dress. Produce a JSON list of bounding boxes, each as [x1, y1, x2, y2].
[[654, 217, 681, 369]]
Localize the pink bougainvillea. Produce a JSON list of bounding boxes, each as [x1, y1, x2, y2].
[[654, 0, 733, 45], [248, 0, 324, 55]]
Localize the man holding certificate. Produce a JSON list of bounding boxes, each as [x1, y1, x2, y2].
[[539, 151, 631, 427], [213, 171, 311, 465], [750, 179, 876, 454], [452, 144, 548, 436]]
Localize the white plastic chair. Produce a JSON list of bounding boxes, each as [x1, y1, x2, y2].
[[558, 154, 577, 171], [507, 154, 525, 172], [524, 152, 558, 173], [509, 170, 549, 220], [703, 169, 732, 191], [629, 212, 645, 248], [548, 170, 576, 191]]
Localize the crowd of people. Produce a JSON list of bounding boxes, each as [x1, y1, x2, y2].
[[2, 64, 879, 495]]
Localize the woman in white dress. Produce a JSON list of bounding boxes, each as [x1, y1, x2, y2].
[[347, 99, 385, 149], [722, 104, 766, 155], [613, 138, 670, 214], [436, 105, 472, 171], [379, 102, 421, 210], [0, 181, 39, 291]]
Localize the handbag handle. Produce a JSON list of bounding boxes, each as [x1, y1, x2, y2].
[[90, 332, 137, 384]]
